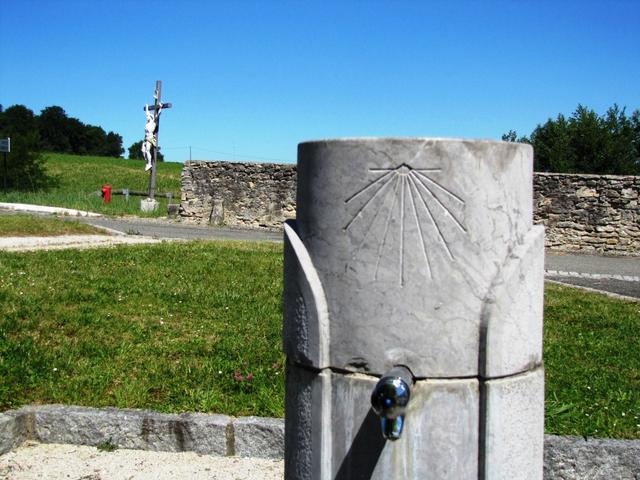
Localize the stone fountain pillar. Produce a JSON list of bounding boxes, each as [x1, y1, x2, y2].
[[284, 138, 544, 479]]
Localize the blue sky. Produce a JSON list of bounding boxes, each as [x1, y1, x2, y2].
[[1, 0, 639, 164]]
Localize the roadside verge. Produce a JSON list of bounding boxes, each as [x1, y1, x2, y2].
[[0, 203, 101, 217], [0, 235, 167, 252]]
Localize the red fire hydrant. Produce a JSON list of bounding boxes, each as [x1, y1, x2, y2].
[[101, 184, 112, 204]]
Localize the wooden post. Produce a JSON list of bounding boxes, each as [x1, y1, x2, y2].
[[2, 152, 7, 192], [1, 138, 10, 192], [149, 81, 161, 200], [143, 81, 172, 201]]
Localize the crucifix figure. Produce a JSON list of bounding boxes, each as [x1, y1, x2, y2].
[[142, 103, 158, 171], [141, 81, 172, 199]]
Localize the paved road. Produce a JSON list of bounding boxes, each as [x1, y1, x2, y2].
[[2, 208, 638, 299], [545, 252, 640, 278], [0, 208, 281, 243], [75, 216, 283, 242], [545, 252, 640, 299]]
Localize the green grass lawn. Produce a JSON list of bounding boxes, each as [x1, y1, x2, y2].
[[0, 153, 183, 217], [544, 283, 639, 439], [0, 214, 106, 237], [0, 242, 284, 417], [0, 243, 638, 439]]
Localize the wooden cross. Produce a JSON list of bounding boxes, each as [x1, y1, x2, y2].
[[146, 102, 173, 112], [143, 81, 172, 200]]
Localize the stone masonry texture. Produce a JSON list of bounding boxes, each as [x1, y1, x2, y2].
[[179, 161, 639, 255], [179, 161, 296, 229], [534, 173, 639, 255]]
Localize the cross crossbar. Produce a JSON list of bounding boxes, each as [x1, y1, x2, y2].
[[143, 102, 172, 111]]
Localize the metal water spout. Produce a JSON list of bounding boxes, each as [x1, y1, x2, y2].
[[370, 366, 413, 441]]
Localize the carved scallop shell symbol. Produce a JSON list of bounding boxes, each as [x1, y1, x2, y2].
[[344, 163, 466, 285]]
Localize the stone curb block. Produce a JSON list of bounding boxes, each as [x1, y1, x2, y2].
[[0, 409, 33, 455], [0, 414, 20, 455], [544, 434, 640, 479], [2, 405, 640, 479], [0, 405, 282, 459], [233, 416, 285, 459], [32, 405, 230, 456]]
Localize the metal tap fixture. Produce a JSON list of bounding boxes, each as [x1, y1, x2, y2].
[[370, 366, 413, 441]]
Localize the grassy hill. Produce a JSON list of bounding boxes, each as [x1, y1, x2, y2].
[[0, 153, 183, 216]]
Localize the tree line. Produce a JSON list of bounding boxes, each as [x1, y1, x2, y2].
[[0, 104, 130, 190], [1, 101, 638, 192], [503, 104, 640, 175], [0, 104, 124, 158]]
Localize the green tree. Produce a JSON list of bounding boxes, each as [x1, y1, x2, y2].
[[38, 106, 72, 153], [503, 104, 640, 174], [501, 129, 529, 144], [103, 132, 124, 157], [599, 105, 638, 174], [530, 114, 576, 172], [128, 140, 143, 160], [67, 117, 91, 155], [37, 105, 123, 157], [0, 105, 51, 191], [128, 140, 164, 162], [0, 105, 37, 134]]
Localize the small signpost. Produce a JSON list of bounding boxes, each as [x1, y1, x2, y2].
[[141, 81, 171, 211], [0, 137, 10, 192]]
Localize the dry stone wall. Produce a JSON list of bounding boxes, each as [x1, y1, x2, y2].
[[534, 173, 639, 255], [180, 161, 296, 229], [180, 161, 639, 255]]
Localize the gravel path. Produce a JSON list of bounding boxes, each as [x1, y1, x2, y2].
[[0, 235, 170, 252], [0, 442, 284, 480]]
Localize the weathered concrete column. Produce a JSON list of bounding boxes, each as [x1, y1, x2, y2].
[[284, 138, 544, 479]]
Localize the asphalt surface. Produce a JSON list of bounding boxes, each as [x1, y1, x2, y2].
[[1, 207, 638, 299], [545, 252, 640, 278], [0, 208, 281, 243], [545, 252, 639, 299], [75, 216, 283, 242]]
